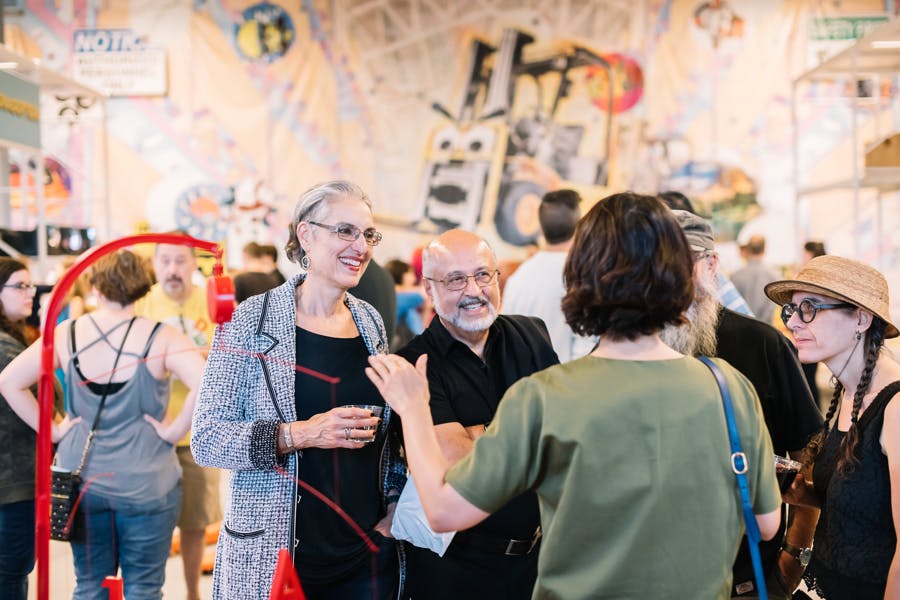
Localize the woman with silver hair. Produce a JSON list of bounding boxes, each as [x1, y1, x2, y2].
[[193, 180, 406, 599]]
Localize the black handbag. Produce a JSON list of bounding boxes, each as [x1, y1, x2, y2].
[[49, 466, 83, 541], [49, 317, 135, 542]]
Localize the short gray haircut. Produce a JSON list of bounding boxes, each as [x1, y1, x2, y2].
[[284, 180, 372, 263]]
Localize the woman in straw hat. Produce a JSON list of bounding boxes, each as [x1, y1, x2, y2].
[[764, 255, 900, 599]]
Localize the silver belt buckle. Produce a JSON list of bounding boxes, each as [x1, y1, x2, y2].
[[504, 538, 526, 556], [505, 527, 542, 556]]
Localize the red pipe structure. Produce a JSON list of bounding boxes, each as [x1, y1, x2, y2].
[[35, 233, 231, 600]]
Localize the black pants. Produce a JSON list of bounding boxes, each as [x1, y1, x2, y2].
[[404, 538, 538, 600], [301, 536, 399, 600]]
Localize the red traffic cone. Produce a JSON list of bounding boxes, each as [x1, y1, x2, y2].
[[269, 548, 305, 600], [101, 576, 123, 600]]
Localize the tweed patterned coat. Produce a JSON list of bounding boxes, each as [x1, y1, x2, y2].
[[192, 273, 407, 599]]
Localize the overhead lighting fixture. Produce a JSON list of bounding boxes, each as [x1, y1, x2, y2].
[[871, 40, 900, 49], [0, 62, 19, 70]]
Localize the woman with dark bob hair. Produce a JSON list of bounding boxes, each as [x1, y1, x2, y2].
[[0, 249, 205, 599], [365, 192, 781, 598]]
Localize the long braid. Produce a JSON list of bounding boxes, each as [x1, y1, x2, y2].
[[836, 319, 886, 475], [803, 384, 842, 466]]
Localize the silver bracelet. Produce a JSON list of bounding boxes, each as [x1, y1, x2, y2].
[[282, 423, 294, 451]]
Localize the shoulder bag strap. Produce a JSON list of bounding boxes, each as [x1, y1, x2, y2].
[[141, 322, 164, 359], [73, 316, 137, 476], [698, 356, 768, 600]]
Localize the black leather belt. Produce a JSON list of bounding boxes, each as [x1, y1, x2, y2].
[[454, 527, 541, 556]]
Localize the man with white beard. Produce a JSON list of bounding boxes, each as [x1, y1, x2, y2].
[[664, 210, 823, 600], [396, 229, 558, 599]]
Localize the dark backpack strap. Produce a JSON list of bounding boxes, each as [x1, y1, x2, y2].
[[141, 322, 165, 359], [74, 316, 138, 476], [71, 316, 137, 373], [69, 318, 78, 354]]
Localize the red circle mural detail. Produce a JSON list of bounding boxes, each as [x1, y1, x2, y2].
[[585, 53, 644, 113]]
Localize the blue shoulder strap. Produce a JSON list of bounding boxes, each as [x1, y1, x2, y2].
[[697, 356, 768, 600]]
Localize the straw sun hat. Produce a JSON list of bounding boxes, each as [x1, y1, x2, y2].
[[764, 255, 899, 339]]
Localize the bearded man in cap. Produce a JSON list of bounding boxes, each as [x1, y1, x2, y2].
[[662, 210, 824, 599]]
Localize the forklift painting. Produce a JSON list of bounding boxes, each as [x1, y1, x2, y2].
[[414, 29, 617, 246]]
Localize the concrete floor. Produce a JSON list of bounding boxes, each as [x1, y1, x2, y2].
[[28, 541, 825, 600], [28, 536, 215, 599]]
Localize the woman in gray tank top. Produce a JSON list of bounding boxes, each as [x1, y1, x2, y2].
[[0, 250, 206, 600]]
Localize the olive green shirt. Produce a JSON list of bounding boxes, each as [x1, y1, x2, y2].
[[446, 356, 781, 599]]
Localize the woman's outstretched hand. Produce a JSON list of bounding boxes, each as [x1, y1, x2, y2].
[[366, 354, 429, 417]]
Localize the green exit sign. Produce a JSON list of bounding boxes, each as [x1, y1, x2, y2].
[[809, 16, 889, 41]]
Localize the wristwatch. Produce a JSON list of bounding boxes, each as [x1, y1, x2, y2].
[[781, 542, 812, 567]]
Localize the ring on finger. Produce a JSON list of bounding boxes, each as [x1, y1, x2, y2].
[[344, 426, 351, 441]]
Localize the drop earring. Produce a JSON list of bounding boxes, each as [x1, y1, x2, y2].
[[855, 331, 863, 341], [300, 254, 311, 270]]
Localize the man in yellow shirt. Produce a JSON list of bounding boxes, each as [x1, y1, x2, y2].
[[136, 241, 220, 600]]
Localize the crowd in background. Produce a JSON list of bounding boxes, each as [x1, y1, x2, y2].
[[0, 181, 897, 600]]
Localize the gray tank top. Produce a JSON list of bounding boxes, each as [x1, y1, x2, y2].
[[56, 316, 179, 502]]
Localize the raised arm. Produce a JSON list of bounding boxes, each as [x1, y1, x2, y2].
[[367, 353, 489, 532]]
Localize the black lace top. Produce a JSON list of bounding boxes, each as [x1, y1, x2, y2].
[[803, 381, 900, 599]]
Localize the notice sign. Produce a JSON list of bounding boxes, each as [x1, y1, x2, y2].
[[72, 29, 167, 96]]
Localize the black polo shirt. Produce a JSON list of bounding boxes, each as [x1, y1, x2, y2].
[[397, 314, 559, 538]]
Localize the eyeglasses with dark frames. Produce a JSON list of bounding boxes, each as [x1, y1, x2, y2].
[[2, 282, 36, 292], [424, 270, 500, 291], [308, 221, 383, 246], [780, 299, 855, 326]]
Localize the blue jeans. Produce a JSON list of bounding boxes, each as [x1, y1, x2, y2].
[[0, 500, 35, 600], [70, 485, 180, 600]]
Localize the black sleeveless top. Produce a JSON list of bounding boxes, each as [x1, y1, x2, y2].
[[804, 381, 900, 599]]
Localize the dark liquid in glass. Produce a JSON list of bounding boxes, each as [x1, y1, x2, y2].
[[776, 467, 798, 493]]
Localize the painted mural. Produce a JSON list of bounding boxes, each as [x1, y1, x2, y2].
[[412, 28, 624, 246], [1, 0, 897, 265]]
